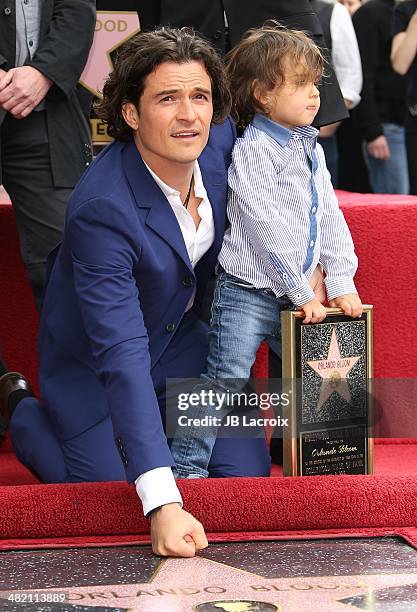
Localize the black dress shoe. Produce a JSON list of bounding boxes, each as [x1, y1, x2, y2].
[[0, 372, 33, 427]]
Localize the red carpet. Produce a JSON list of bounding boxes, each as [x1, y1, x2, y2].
[[336, 191, 417, 379], [2, 190, 417, 396], [1, 189, 417, 550], [1, 473, 417, 551], [1, 439, 417, 550], [0, 198, 39, 395]]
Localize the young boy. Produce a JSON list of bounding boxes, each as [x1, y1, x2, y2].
[[171, 23, 362, 478]]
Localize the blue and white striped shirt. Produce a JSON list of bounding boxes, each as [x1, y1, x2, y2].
[[218, 114, 358, 306]]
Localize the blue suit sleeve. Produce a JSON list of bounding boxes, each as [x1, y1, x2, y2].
[[67, 196, 175, 482]]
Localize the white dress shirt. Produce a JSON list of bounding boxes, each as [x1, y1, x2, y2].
[[330, 2, 363, 109], [135, 161, 214, 516]]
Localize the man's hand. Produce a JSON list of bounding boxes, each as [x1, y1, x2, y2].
[[150, 503, 208, 557], [0, 66, 53, 118], [299, 297, 327, 324], [329, 293, 363, 318], [318, 122, 340, 138], [309, 265, 326, 304], [367, 136, 390, 161]]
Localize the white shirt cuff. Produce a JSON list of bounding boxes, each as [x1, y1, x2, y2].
[[341, 88, 361, 109], [135, 467, 183, 517]]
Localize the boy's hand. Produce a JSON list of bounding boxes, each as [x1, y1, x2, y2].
[[150, 503, 208, 557], [329, 294, 363, 318], [299, 298, 327, 324], [310, 265, 326, 303]]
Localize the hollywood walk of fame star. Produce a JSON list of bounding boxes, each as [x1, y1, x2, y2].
[[2, 557, 417, 612], [306, 329, 361, 412], [80, 12, 141, 98]]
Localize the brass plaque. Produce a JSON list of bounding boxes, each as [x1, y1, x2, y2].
[[281, 306, 374, 476]]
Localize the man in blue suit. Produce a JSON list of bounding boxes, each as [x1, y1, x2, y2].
[[0, 28, 271, 556]]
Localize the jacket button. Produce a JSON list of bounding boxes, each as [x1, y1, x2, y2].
[[212, 29, 223, 40], [4, 7, 12, 15], [166, 322, 175, 333], [182, 275, 194, 287]]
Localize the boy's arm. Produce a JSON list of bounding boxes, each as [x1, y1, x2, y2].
[[317, 149, 358, 300], [228, 142, 315, 307]]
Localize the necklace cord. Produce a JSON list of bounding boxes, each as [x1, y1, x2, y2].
[[183, 175, 194, 210]]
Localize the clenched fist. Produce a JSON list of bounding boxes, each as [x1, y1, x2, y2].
[[150, 503, 208, 557]]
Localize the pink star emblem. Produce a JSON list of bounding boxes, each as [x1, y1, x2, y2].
[[80, 12, 141, 98], [4, 559, 417, 611], [306, 329, 361, 412]]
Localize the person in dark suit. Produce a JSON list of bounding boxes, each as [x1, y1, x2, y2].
[[0, 28, 271, 556], [138, 0, 348, 127], [0, 0, 95, 309]]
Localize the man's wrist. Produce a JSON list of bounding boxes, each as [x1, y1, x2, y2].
[[135, 467, 183, 516], [146, 502, 182, 519], [146, 505, 162, 519]]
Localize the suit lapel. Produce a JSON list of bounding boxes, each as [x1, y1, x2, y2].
[[198, 134, 228, 264], [122, 138, 228, 275], [199, 165, 227, 260], [122, 139, 194, 273]]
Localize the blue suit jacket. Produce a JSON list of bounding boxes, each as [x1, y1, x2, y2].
[[39, 118, 235, 482]]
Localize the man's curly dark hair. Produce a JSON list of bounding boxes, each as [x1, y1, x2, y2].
[[95, 27, 232, 141]]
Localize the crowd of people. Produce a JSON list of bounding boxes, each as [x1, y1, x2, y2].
[[301, 0, 417, 197], [0, 0, 416, 558], [338, 0, 417, 196]]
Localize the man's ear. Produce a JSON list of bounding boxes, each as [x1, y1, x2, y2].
[[122, 102, 139, 130]]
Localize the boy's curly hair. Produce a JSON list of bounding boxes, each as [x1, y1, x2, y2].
[[226, 21, 324, 129]]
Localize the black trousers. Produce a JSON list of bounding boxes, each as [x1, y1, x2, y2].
[[405, 115, 417, 195], [1, 111, 71, 310]]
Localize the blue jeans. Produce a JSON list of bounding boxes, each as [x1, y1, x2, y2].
[[170, 271, 293, 478], [363, 123, 409, 194]]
